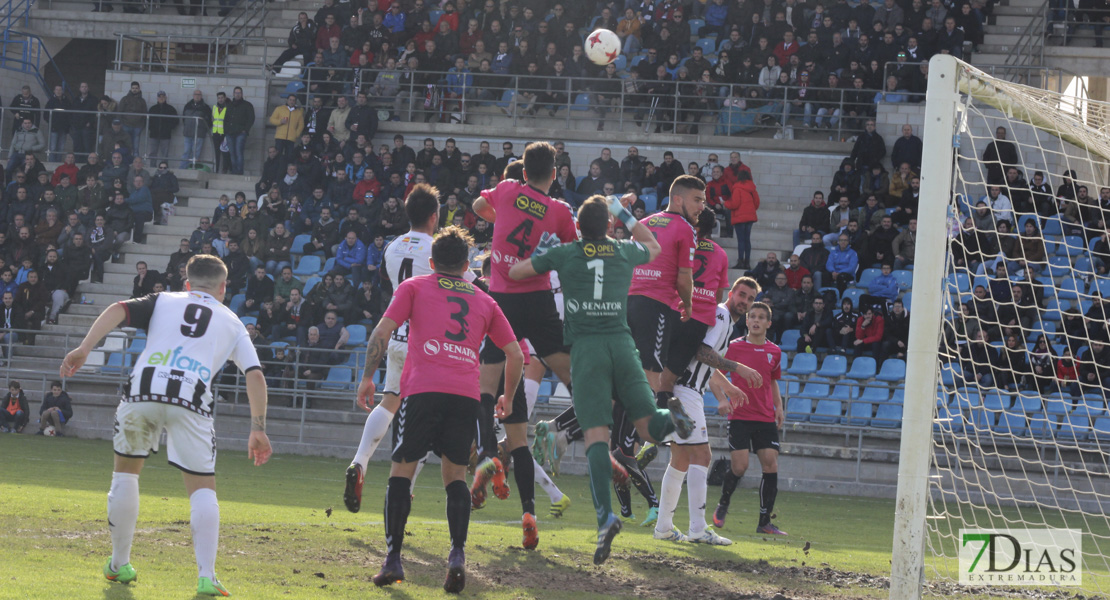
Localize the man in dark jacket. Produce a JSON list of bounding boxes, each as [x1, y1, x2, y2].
[[797, 295, 835, 352], [850, 119, 886, 170], [61, 233, 92, 295], [345, 93, 378, 145], [147, 91, 179, 163], [70, 82, 99, 157], [179, 89, 211, 168], [9, 85, 40, 133], [271, 12, 319, 71], [37, 381, 73, 435], [224, 87, 255, 175], [223, 239, 251, 296], [982, 126, 1020, 185], [890, 124, 923, 173], [0, 291, 25, 362], [16, 269, 49, 341], [255, 145, 285, 197], [44, 85, 71, 162]]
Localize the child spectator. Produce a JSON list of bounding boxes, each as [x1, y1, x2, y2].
[[1, 381, 29, 433]]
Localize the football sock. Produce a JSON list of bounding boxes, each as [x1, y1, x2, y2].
[[616, 484, 633, 517], [353, 404, 395, 469], [107, 472, 140, 572], [687, 464, 709, 535], [384, 477, 412, 555], [510, 447, 536, 516], [189, 488, 219, 580], [445, 480, 470, 550], [759, 472, 778, 527], [477, 394, 497, 459], [718, 470, 742, 507], [585, 442, 614, 529], [533, 458, 563, 503], [553, 405, 577, 432], [626, 459, 659, 507], [524, 378, 540, 416], [610, 413, 637, 456], [655, 390, 672, 410], [655, 465, 684, 533], [647, 408, 676, 442]]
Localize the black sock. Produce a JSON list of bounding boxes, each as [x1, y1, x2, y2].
[[477, 394, 497, 459], [384, 476, 412, 555], [655, 390, 672, 410], [615, 484, 633, 517], [510, 446, 536, 515], [626, 460, 658, 507], [759, 472, 778, 526], [445, 480, 470, 550], [553, 405, 583, 442], [719, 470, 741, 507]]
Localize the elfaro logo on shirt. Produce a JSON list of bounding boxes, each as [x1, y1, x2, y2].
[[424, 340, 441, 355]]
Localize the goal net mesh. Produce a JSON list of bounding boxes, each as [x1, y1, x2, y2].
[[926, 62, 1110, 595]]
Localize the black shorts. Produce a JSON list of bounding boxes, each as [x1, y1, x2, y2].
[[667, 318, 710, 376], [391, 392, 479, 466], [487, 290, 567, 359], [498, 374, 530, 425], [728, 420, 781, 453], [627, 295, 679, 372]]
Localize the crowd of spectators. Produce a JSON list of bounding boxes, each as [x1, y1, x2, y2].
[[0, 380, 71, 435]]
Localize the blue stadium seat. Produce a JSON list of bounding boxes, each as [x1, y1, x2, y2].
[[1058, 415, 1091, 441], [810, 400, 842, 424], [901, 292, 912, 311], [345, 324, 367, 347], [875, 359, 906, 382], [1060, 235, 1086, 257], [1043, 395, 1071, 417], [428, 9, 443, 24], [786, 397, 813, 421], [497, 89, 515, 109], [846, 356, 877, 380], [993, 412, 1026, 436], [945, 272, 970, 293], [571, 93, 592, 110], [983, 392, 1011, 412], [688, 18, 705, 35], [872, 403, 903, 428], [696, 37, 717, 55], [861, 386, 890, 403], [320, 257, 336, 275], [858, 268, 881, 288], [303, 275, 321, 295], [703, 389, 719, 414], [1047, 255, 1072, 278], [320, 366, 353, 390], [1042, 217, 1063, 237], [949, 391, 982, 410], [282, 81, 305, 98], [970, 408, 995, 431], [1093, 417, 1110, 441], [935, 404, 965, 433], [778, 380, 800, 396], [830, 384, 857, 399], [229, 294, 246, 314], [613, 54, 627, 71], [290, 234, 313, 256], [1042, 298, 1069, 322], [630, 54, 646, 67], [1015, 393, 1042, 414], [1028, 414, 1059, 438], [797, 381, 831, 399], [780, 329, 801, 350], [786, 353, 817, 375], [842, 399, 874, 426], [841, 288, 864, 309], [1059, 277, 1085, 300], [816, 354, 847, 378], [1097, 279, 1110, 298], [240, 316, 257, 327], [293, 255, 322, 276], [892, 270, 913, 290]]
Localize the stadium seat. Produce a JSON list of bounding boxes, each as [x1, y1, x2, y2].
[[797, 381, 830, 400], [294, 255, 322, 276], [1043, 396, 1071, 417], [861, 386, 890, 403], [891, 388, 905, 404], [993, 412, 1026, 436], [320, 257, 336, 275], [939, 365, 963, 388], [282, 81, 305, 97], [810, 400, 842, 424], [613, 54, 628, 71], [970, 408, 995, 431], [1047, 255, 1072, 278], [688, 18, 705, 35], [892, 270, 913, 290], [240, 316, 257, 327], [779, 329, 801, 350], [1058, 415, 1091, 442], [841, 288, 864, 309], [1042, 298, 1068, 322], [875, 359, 906, 382], [786, 397, 813, 421], [345, 324, 367, 347], [816, 355, 847, 378], [786, 353, 817, 375], [1093, 417, 1110, 440], [1098, 279, 1110, 298], [872, 403, 903, 427], [696, 37, 717, 55], [303, 275, 321, 295], [290, 234, 313, 256], [1042, 217, 1063, 237], [630, 54, 646, 67], [1015, 393, 1042, 414], [818, 287, 840, 303], [428, 9, 443, 24], [846, 356, 877, 380], [1028, 414, 1059, 438], [497, 89, 515, 109], [944, 272, 970, 293], [842, 399, 874, 426], [1058, 277, 1085, 300], [830, 384, 857, 399], [229, 294, 246, 314], [320, 366, 354, 390], [703, 390, 719, 414], [983, 392, 1011, 412], [901, 292, 912, 311], [570, 93, 592, 111], [949, 391, 981, 410], [858, 268, 882, 288], [935, 404, 965, 433], [1060, 235, 1086, 258], [778, 380, 800, 396]]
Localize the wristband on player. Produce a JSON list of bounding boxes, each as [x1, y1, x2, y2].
[[605, 195, 639, 231]]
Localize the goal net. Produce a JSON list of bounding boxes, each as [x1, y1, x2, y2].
[[891, 56, 1110, 598]]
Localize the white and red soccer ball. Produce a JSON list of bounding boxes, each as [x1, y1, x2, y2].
[[585, 29, 621, 66]]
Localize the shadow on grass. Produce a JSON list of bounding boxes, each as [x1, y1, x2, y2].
[[102, 584, 135, 600]]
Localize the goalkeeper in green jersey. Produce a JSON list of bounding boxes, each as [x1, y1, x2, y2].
[[509, 195, 695, 565]]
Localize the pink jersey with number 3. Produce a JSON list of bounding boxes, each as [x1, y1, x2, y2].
[[481, 179, 578, 294], [384, 273, 516, 400], [725, 338, 782, 423], [628, 211, 697, 310], [691, 238, 730, 326]]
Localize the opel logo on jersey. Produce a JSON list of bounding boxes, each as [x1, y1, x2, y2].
[[424, 340, 441, 355], [514, 194, 548, 219], [566, 299, 579, 313]]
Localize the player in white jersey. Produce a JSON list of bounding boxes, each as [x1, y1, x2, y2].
[[60, 255, 272, 597], [345, 184, 475, 512], [652, 277, 761, 546]]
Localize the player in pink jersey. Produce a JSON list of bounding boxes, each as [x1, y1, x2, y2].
[[713, 302, 788, 537], [471, 142, 578, 549], [356, 227, 524, 593]]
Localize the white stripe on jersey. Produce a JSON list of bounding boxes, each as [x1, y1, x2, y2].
[[382, 230, 476, 344], [127, 291, 260, 415], [676, 304, 733, 394]]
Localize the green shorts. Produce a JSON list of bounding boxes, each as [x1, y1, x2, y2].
[[569, 334, 658, 431]]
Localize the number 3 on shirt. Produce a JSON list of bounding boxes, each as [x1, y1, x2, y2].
[[445, 297, 470, 342], [506, 219, 535, 257]]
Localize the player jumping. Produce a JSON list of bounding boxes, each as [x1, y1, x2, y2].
[[360, 227, 523, 593], [509, 195, 696, 565], [713, 301, 788, 536], [60, 255, 272, 597]]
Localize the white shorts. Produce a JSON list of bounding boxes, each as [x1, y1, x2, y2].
[[113, 401, 217, 475], [382, 340, 408, 396], [664, 385, 709, 445]]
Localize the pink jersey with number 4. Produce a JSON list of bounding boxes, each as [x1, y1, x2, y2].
[[384, 273, 516, 400], [725, 337, 782, 423], [691, 238, 730, 326], [481, 179, 578, 294], [628, 211, 697, 310]]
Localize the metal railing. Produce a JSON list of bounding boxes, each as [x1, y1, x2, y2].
[[1047, 2, 1110, 46], [881, 59, 1085, 97], [1002, 0, 1049, 72], [1, 105, 213, 170], [114, 33, 262, 74], [210, 0, 266, 41]]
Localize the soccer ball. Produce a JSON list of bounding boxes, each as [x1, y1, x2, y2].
[[43, 426, 56, 436], [585, 29, 621, 66]]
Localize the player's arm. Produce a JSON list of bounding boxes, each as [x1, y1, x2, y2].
[[610, 194, 661, 260], [676, 267, 694, 321], [472, 195, 497, 223], [709, 368, 747, 415], [60, 302, 127, 377], [356, 317, 399, 410], [772, 375, 785, 429], [694, 343, 763, 388], [508, 258, 541, 280], [244, 368, 273, 466], [498, 339, 524, 419]]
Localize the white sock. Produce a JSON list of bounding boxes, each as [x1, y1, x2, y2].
[[687, 464, 710, 535], [353, 404, 395, 469], [533, 458, 563, 503], [411, 454, 430, 487], [654, 465, 685, 534], [524, 378, 540, 417], [108, 472, 140, 571], [190, 488, 220, 580]]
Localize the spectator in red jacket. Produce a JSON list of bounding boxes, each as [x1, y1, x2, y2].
[[784, 254, 811, 289], [724, 169, 759, 269], [704, 164, 732, 237], [853, 306, 884, 357]]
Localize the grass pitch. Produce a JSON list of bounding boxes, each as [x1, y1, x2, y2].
[[0, 435, 1099, 599]]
